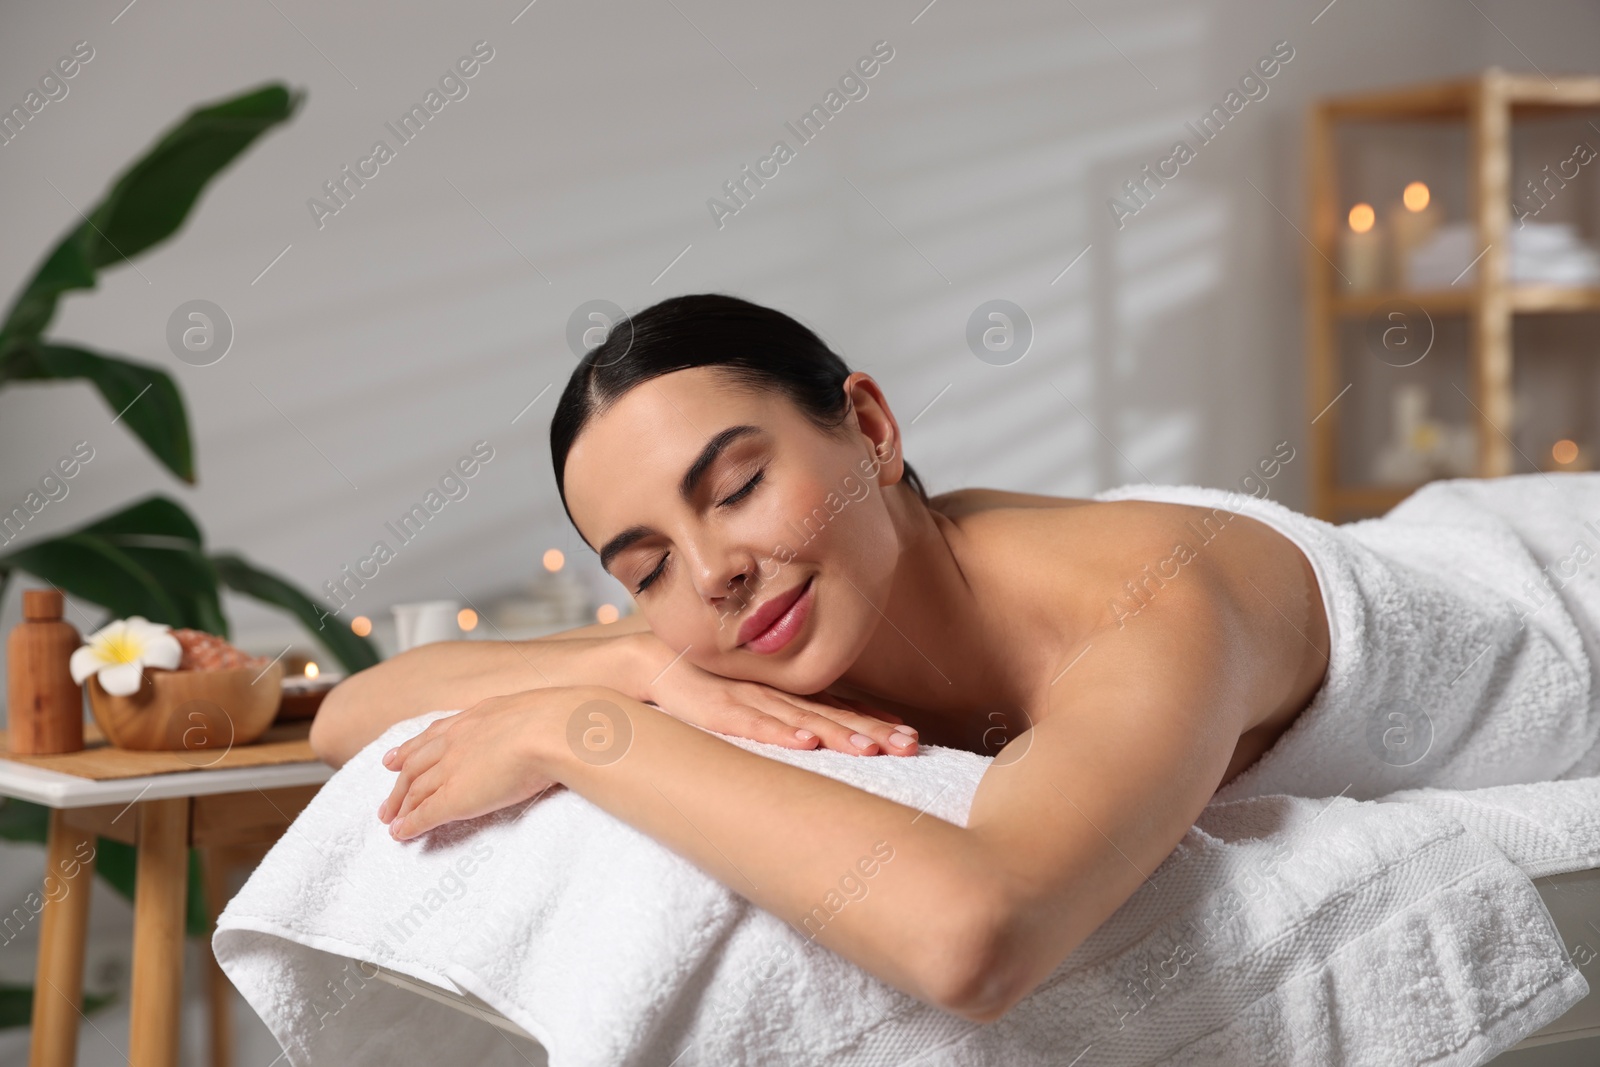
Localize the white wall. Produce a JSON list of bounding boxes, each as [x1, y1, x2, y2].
[[5, 4, 1600, 1064], [0, 0, 1595, 661]]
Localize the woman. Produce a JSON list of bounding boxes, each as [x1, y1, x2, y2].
[[311, 292, 1335, 1023]]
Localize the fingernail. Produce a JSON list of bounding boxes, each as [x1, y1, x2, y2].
[[383, 747, 398, 763], [850, 733, 875, 749], [888, 733, 914, 749], [893, 725, 917, 736], [795, 729, 815, 741]]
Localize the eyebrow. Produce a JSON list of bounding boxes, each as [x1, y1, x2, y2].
[[597, 424, 764, 574]]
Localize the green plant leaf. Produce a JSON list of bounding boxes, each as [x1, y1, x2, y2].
[[92, 837, 135, 901], [0, 496, 380, 665], [3, 343, 194, 483], [0, 533, 183, 625], [0, 986, 28, 1030], [77, 495, 204, 544], [0, 82, 301, 354], [79, 496, 226, 635], [87, 84, 302, 271], [0, 495, 229, 633], [0, 232, 96, 361], [212, 552, 380, 674], [186, 849, 210, 937], [0, 797, 50, 846], [0, 985, 116, 1030]]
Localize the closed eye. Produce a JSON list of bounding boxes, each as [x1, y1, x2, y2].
[[636, 469, 765, 595], [719, 468, 763, 507]]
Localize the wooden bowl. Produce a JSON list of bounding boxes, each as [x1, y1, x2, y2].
[[86, 663, 284, 754], [275, 682, 334, 722]]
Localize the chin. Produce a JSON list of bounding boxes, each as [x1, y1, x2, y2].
[[767, 592, 871, 694]]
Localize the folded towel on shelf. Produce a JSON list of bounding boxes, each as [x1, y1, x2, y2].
[[1094, 473, 1600, 802], [1407, 219, 1600, 288], [213, 711, 1600, 1067]]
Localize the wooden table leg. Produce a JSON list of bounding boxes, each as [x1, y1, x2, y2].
[[128, 797, 190, 1067], [202, 845, 248, 1067], [28, 809, 98, 1067]]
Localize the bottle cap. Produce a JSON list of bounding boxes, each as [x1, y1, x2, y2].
[[22, 589, 65, 622]]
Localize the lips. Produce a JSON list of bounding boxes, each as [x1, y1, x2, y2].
[[736, 575, 814, 651]]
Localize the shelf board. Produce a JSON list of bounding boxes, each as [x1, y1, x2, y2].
[[1320, 70, 1600, 121], [1330, 286, 1600, 316], [1331, 289, 1474, 316], [1510, 285, 1600, 312]]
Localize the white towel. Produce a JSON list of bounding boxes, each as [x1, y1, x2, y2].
[[213, 717, 1598, 1067], [1093, 473, 1600, 801]]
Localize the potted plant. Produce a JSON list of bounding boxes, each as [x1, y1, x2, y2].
[[0, 81, 379, 1028]]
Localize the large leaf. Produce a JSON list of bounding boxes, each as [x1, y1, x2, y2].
[[0, 495, 378, 670], [3, 343, 193, 483], [0, 985, 117, 1030], [78, 494, 203, 543], [0, 797, 49, 846], [212, 552, 380, 674], [0, 534, 183, 625], [77, 496, 226, 633], [0, 495, 224, 632], [0, 83, 302, 353]]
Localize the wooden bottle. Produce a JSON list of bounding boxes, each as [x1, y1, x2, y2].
[[6, 588, 84, 754]]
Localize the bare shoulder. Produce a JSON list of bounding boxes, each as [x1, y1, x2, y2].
[[928, 486, 1095, 518], [950, 495, 1329, 745]]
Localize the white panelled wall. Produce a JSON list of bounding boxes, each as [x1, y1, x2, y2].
[[0, 0, 1595, 664], [5, 3, 1600, 1066]]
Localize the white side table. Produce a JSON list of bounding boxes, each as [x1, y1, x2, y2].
[[0, 722, 333, 1067]]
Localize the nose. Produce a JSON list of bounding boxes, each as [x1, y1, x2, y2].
[[682, 534, 759, 612]]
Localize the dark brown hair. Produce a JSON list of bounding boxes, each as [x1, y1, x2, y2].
[[550, 293, 929, 537]]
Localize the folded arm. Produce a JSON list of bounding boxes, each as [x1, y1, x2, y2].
[[381, 572, 1257, 1023], [308, 616, 656, 768]]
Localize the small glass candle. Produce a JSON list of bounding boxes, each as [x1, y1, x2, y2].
[[1340, 203, 1384, 292]]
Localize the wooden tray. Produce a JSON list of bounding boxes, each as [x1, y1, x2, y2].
[[0, 719, 317, 781]]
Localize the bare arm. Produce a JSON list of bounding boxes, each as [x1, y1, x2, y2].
[[309, 619, 659, 768], [382, 568, 1256, 1022], [312, 609, 917, 768], [519, 611, 651, 640], [386, 683, 1000, 1014]]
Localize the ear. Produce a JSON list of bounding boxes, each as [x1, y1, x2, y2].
[[841, 372, 905, 488]]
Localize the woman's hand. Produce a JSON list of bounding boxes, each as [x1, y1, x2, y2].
[[377, 691, 563, 840], [646, 658, 919, 756]]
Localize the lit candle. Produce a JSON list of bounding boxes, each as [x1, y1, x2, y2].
[[1340, 202, 1384, 293], [1550, 438, 1592, 472], [1391, 181, 1442, 290]]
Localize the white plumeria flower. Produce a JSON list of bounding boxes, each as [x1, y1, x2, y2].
[[69, 616, 183, 697]]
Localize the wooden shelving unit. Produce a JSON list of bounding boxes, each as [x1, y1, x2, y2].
[[1306, 68, 1600, 522]]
